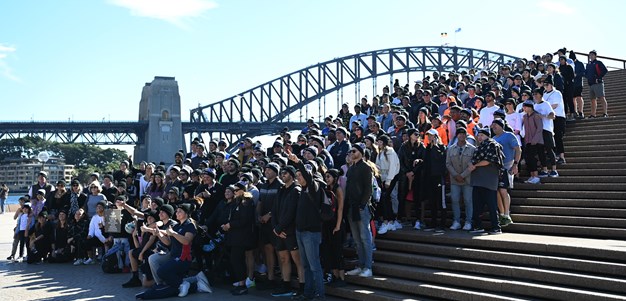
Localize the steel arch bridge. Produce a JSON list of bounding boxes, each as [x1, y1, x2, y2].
[[190, 46, 519, 147]]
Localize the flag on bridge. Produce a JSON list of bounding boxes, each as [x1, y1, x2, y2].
[[455, 28, 462, 33]]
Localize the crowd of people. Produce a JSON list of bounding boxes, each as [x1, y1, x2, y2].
[[5, 48, 609, 301]]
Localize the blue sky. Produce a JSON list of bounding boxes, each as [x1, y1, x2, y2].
[[1, 0, 624, 124]]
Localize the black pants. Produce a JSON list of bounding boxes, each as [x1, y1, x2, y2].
[[424, 175, 446, 228], [321, 220, 344, 271], [542, 130, 557, 167], [229, 246, 247, 283], [524, 144, 546, 172], [17, 230, 28, 257], [553, 117, 566, 155], [563, 85, 575, 114], [472, 186, 500, 231]]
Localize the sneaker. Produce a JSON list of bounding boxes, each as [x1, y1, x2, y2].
[[358, 268, 373, 277], [449, 221, 462, 230], [245, 277, 256, 288], [122, 276, 142, 288], [577, 112, 584, 119], [501, 216, 513, 227], [489, 229, 503, 235], [413, 221, 422, 230], [393, 220, 403, 230], [422, 227, 435, 232], [549, 170, 559, 178], [178, 281, 191, 297], [556, 158, 566, 165], [470, 228, 485, 233], [603, 113, 609, 118], [538, 171, 549, 178], [388, 222, 396, 231], [378, 223, 389, 235], [329, 278, 347, 288], [462, 222, 472, 231], [323, 273, 333, 284], [231, 286, 248, 296], [196, 271, 212, 293], [6, 255, 14, 261], [346, 267, 362, 276], [435, 228, 445, 233], [525, 177, 541, 184], [271, 287, 295, 297], [588, 115, 596, 119], [83, 258, 94, 265]]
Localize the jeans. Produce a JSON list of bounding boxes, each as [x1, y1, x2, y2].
[[157, 258, 191, 287], [450, 184, 473, 224], [348, 207, 373, 270], [114, 238, 130, 268], [148, 252, 172, 285], [296, 231, 324, 299], [0, 197, 5, 213], [472, 186, 500, 231]]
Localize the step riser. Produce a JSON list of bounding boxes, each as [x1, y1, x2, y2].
[[505, 224, 626, 240], [510, 214, 626, 228], [515, 183, 626, 191], [511, 206, 626, 218], [512, 198, 626, 209], [510, 191, 626, 199], [539, 176, 626, 183]]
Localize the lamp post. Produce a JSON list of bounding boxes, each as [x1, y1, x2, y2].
[[37, 151, 50, 176]]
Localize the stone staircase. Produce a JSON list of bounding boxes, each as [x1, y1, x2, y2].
[[327, 69, 626, 300]]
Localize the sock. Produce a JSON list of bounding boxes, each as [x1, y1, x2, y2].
[[132, 271, 138, 278]]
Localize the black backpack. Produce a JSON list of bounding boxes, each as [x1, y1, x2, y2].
[[102, 244, 122, 273]]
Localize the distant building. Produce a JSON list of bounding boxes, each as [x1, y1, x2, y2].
[[0, 157, 75, 192]]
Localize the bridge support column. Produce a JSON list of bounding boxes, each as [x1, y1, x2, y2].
[[134, 76, 182, 165]]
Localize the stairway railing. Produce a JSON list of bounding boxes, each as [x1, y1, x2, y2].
[[574, 51, 626, 70]]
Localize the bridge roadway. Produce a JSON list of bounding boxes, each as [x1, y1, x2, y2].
[[0, 121, 308, 145]]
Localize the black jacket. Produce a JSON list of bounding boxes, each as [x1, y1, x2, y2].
[[272, 183, 301, 235], [225, 197, 256, 248], [293, 160, 323, 232], [345, 159, 373, 221]]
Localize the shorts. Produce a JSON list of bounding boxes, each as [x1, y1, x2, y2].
[[589, 83, 605, 99], [573, 85, 583, 98], [498, 162, 514, 190], [273, 233, 298, 252], [259, 223, 274, 245]]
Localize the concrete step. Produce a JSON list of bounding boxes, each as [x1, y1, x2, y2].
[[511, 197, 626, 209], [567, 117, 623, 127], [374, 239, 626, 278], [564, 150, 626, 158], [368, 262, 626, 301], [556, 162, 626, 170], [504, 223, 626, 240], [563, 138, 626, 147], [372, 250, 626, 295], [510, 214, 626, 228], [564, 127, 626, 137], [510, 190, 626, 200], [557, 156, 626, 164], [563, 144, 626, 152], [510, 205, 626, 218], [553, 169, 626, 176], [539, 176, 626, 183], [344, 274, 532, 301], [380, 230, 626, 263], [515, 182, 626, 191], [326, 284, 437, 301]]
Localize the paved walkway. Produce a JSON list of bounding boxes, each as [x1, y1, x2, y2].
[[0, 212, 340, 301]]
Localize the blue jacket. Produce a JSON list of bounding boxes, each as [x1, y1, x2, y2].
[[573, 61, 586, 87], [585, 60, 608, 86]]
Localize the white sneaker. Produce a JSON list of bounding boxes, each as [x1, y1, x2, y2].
[[393, 220, 403, 230], [195, 271, 212, 293], [388, 222, 397, 231], [449, 221, 462, 230], [83, 258, 94, 265], [73, 259, 83, 266], [378, 223, 389, 235], [245, 277, 255, 288], [346, 267, 362, 276], [178, 281, 190, 297], [358, 268, 373, 277], [414, 221, 422, 230], [462, 222, 472, 231], [527, 177, 541, 184]]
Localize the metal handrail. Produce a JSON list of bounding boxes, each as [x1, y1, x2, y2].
[[573, 51, 626, 70]]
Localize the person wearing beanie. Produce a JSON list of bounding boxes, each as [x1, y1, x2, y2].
[[363, 134, 379, 164], [376, 131, 401, 235], [522, 100, 545, 185], [219, 158, 241, 188], [143, 202, 179, 290], [26, 210, 54, 264], [329, 126, 351, 168], [468, 125, 505, 235], [285, 151, 327, 299], [344, 142, 374, 279], [122, 209, 160, 288], [446, 126, 476, 231], [491, 117, 522, 227], [419, 128, 447, 232]]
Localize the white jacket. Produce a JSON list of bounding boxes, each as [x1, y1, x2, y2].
[[376, 147, 400, 186]]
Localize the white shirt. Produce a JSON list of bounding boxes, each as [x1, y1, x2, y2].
[[478, 105, 499, 127], [505, 112, 523, 144], [533, 100, 555, 133], [89, 215, 106, 243], [543, 89, 566, 118]]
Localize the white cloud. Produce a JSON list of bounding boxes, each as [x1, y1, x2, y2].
[[0, 43, 19, 82], [537, 0, 576, 15], [108, 0, 217, 27]]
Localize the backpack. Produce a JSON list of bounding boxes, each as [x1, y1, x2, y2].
[[320, 188, 337, 222], [102, 244, 122, 273], [371, 175, 382, 203]]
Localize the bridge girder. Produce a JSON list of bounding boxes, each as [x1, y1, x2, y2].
[[0, 121, 147, 145], [190, 46, 519, 146]]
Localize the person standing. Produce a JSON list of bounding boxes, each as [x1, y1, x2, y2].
[[446, 128, 476, 231], [543, 75, 567, 166], [585, 50, 609, 118], [468, 128, 505, 234], [0, 183, 8, 214], [570, 51, 586, 119], [491, 119, 522, 227], [344, 144, 374, 278]]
